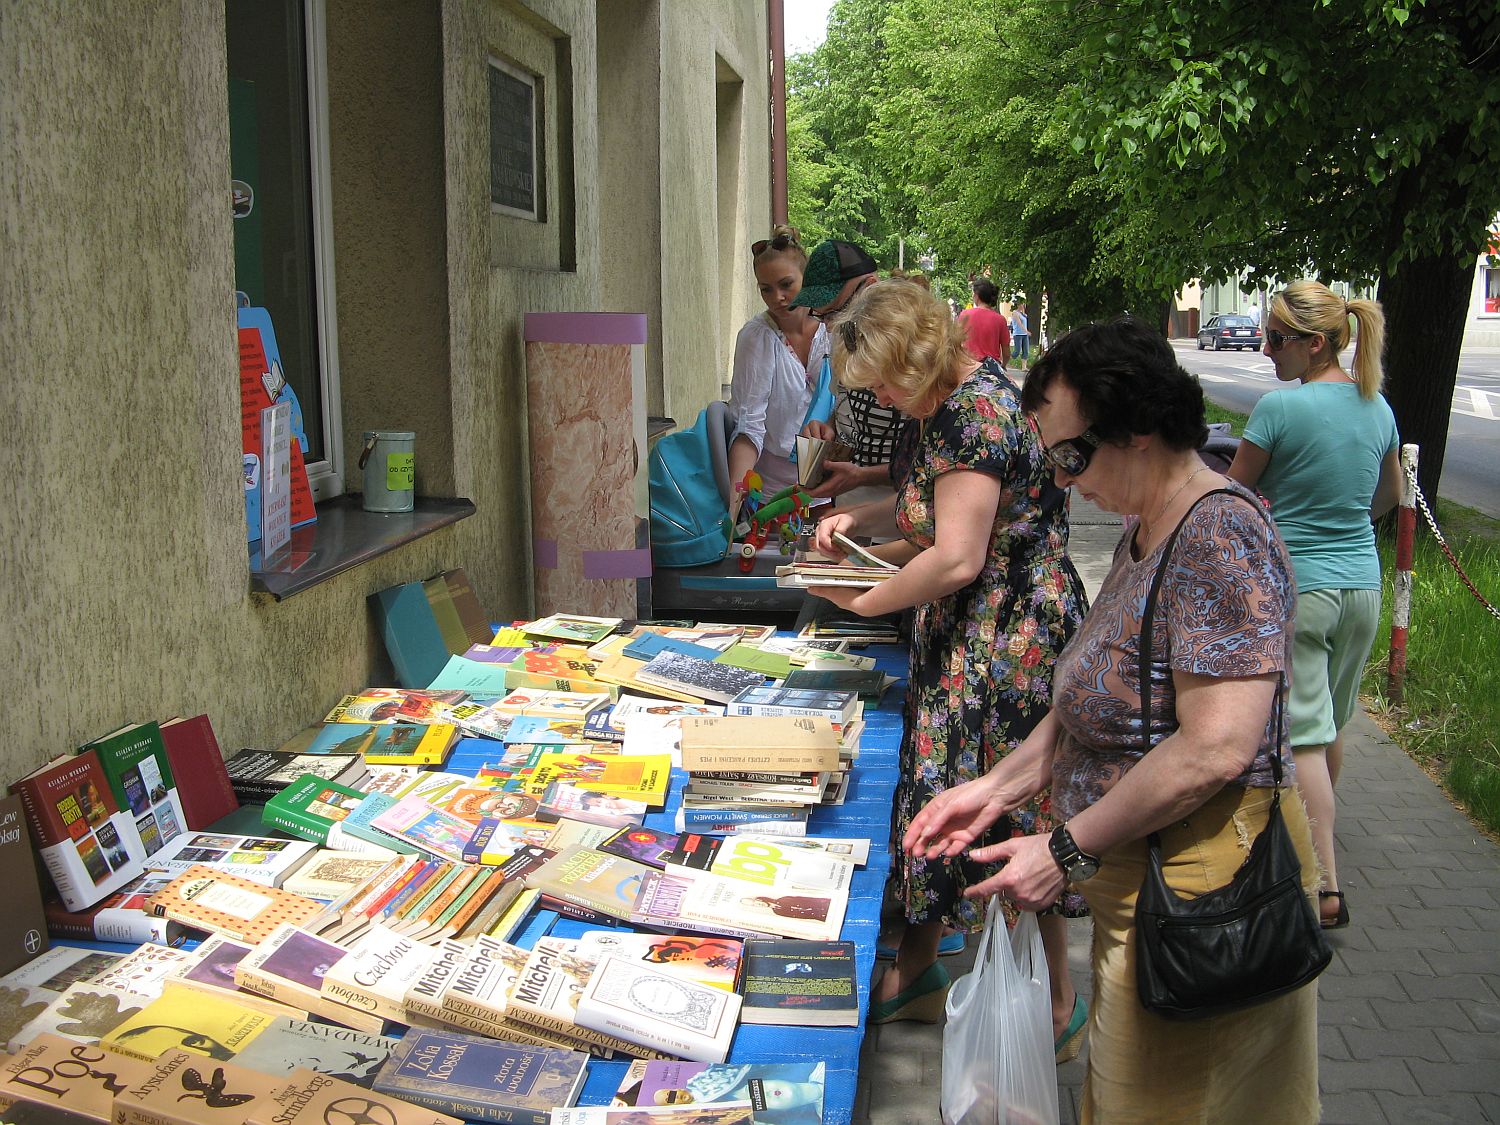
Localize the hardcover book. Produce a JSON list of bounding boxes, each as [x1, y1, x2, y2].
[[574, 931, 743, 994], [111, 1050, 295, 1125], [143, 831, 318, 887], [0, 793, 50, 976], [255, 1068, 461, 1125], [319, 924, 438, 1022], [0, 1034, 153, 1123], [42, 869, 183, 946], [157, 715, 240, 830], [262, 774, 372, 845], [371, 579, 463, 690], [677, 716, 841, 773], [0, 946, 124, 1051], [739, 939, 858, 1026], [726, 685, 859, 724], [634, 652, 765, 705], [372, 1027, 588, 1125], [575, 953, 742, 1063], [143, 864, 326, 945], [230, 1017, 398, 1088], [222, 748, 365, 803], [81, 721, 188, 857], [9, 749, 147, 911]]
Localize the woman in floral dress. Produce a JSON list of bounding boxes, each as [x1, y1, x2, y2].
[[812, 283, 1088, 1041]]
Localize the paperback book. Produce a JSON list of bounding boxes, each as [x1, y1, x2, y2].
[[631, 869, 846, 942], [231, 1017, 398, 1087], [573, 931, 743, 993], [257, 1068, 462, 1125], [370, 796, 480, 863], [0, 946, 124, 1051], [323, 689, 468, 726], [111, 1050, 295, 1125], [667, 833, 857, 893], [222, 748, 365, 803], [523, 845, 655, 923], [676, 716, 841, 773], [522, 751, 672, 805], [9, 978, 150, 1049], [522, 613, 623, 645], [143, 831, 318, 887], [726, 685, 859, 724], [320, 923, 438, 1022], [739, 939, 858, 1026], [143, 864, 326, 945], [634, 652, 765, 705], [574, 953, 742, 1063], [506, 939, 664, 1059], [612, 1059, 826, 1125], [536, 782, 647, 828], [0, 1034, 154, 1124], [101, 989, 280, 1063], [282, 852, 402, 902]]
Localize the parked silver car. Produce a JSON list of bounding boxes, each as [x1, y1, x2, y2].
[[1197, 314, 1262, 351]]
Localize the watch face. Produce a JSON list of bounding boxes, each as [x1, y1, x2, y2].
[[1071, 856, 1099, 881]]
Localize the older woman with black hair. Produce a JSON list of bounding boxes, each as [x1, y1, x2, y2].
[[906, 319, 1320, 1121]]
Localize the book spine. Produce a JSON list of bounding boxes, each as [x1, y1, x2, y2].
[[374, 1082, 543, 1125], [728, 702, 845, 720], [576, 1003, 727, 1065], [505, 992, 657, 1059], [260, 805, 330, 844]]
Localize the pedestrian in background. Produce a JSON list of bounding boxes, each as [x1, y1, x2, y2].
[[1011, 301, 1031, 361], [1229, 280, 1401, 930], [957, 277, 1011, 367]]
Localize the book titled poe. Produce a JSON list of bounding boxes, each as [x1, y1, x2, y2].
[[372, 1027, 588, 1125]]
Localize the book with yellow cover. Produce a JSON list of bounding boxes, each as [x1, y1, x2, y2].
[[520, 752, 672, 805], [363, 723, 458, 767], [101, 989, 280, 1062], [143, 864, 326, 945]]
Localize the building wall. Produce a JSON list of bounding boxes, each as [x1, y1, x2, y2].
[[0, 0, 768, 783]]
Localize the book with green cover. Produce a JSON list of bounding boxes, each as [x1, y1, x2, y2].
[[332, 792, 419, 855], [80, 721, 187, 857], [262, 775, 370, 844], [783, 667, 888, 700], [712, 644, 792, 680]]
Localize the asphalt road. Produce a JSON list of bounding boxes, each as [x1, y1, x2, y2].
[[1175, 340, 1500, 518]]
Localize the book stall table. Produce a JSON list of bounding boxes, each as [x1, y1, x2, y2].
[[446, 642, 908, 1124]]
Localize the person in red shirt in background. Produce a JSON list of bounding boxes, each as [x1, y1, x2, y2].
[[958, 277, 1011, 367]]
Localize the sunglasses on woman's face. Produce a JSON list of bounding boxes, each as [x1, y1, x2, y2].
[[1039, 427, 1103, 476], [1266, 329, 1310, 351]]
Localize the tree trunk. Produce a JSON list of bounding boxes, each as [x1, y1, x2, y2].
[[1377, 252, 1474, 505]]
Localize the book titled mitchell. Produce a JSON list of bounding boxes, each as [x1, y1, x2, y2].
[[372, 1027, 588, 1125], [634, 652, 765, 704]]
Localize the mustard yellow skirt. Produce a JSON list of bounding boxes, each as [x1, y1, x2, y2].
[[1078, 785, 1321, 1125]]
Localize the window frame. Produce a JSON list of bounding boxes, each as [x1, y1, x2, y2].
[[296, 0, 345, 500]]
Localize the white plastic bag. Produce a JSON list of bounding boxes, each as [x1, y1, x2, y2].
[[940, 904, 1060, 1125]]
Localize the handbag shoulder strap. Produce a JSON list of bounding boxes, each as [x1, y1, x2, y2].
[[1138, 487, 1285, 787]]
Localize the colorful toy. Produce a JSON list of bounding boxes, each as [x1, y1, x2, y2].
[[735, 483, 814, 572]]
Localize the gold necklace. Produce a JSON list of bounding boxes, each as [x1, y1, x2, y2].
[[1143, 465, 1210, 541]]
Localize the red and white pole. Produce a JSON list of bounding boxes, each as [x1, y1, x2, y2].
[[1387, 443, 1419, 707]]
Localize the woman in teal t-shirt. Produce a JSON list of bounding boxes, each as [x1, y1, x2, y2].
[[1229, 280, 1401, 930]]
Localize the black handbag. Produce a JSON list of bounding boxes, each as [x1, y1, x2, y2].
[[1132, 490, 1332, 1020]]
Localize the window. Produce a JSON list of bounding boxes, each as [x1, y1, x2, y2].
[[1484, 267, 1500, 316], [489, 56, 542, 222], [226, 0, 344, 499]]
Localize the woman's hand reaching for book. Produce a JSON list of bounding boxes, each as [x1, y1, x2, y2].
[[812, 512, 857, 560]]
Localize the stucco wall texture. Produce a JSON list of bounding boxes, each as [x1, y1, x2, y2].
[[0, 0, 769, 778]]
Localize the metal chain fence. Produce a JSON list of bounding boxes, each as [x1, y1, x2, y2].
[[1404, 459, 1500, 624]]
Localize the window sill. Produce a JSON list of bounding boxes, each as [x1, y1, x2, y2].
[[249, 495, 476, 601]]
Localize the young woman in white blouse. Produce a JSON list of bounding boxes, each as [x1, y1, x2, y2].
[[726, 227, 832, 496]]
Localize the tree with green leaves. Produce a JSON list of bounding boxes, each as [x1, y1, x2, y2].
[[1071, 0, 1500, 500]]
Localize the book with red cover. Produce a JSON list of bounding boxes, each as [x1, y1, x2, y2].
[[8, 749, 147, 911], [158, 714, 240, 829]]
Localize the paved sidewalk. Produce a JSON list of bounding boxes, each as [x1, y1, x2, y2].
[[853, 498, 1500, 1123]]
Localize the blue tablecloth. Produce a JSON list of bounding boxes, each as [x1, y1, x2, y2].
[[445, 643, 908, 1124]]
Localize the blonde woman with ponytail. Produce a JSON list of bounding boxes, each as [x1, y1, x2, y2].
[[1229, 279, 1402, 930]]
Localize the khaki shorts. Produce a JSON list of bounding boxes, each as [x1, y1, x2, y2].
[[1289, 587, 1381, 748]]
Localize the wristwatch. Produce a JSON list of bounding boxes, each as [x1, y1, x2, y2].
[[1049, 825, 1101, 883]]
